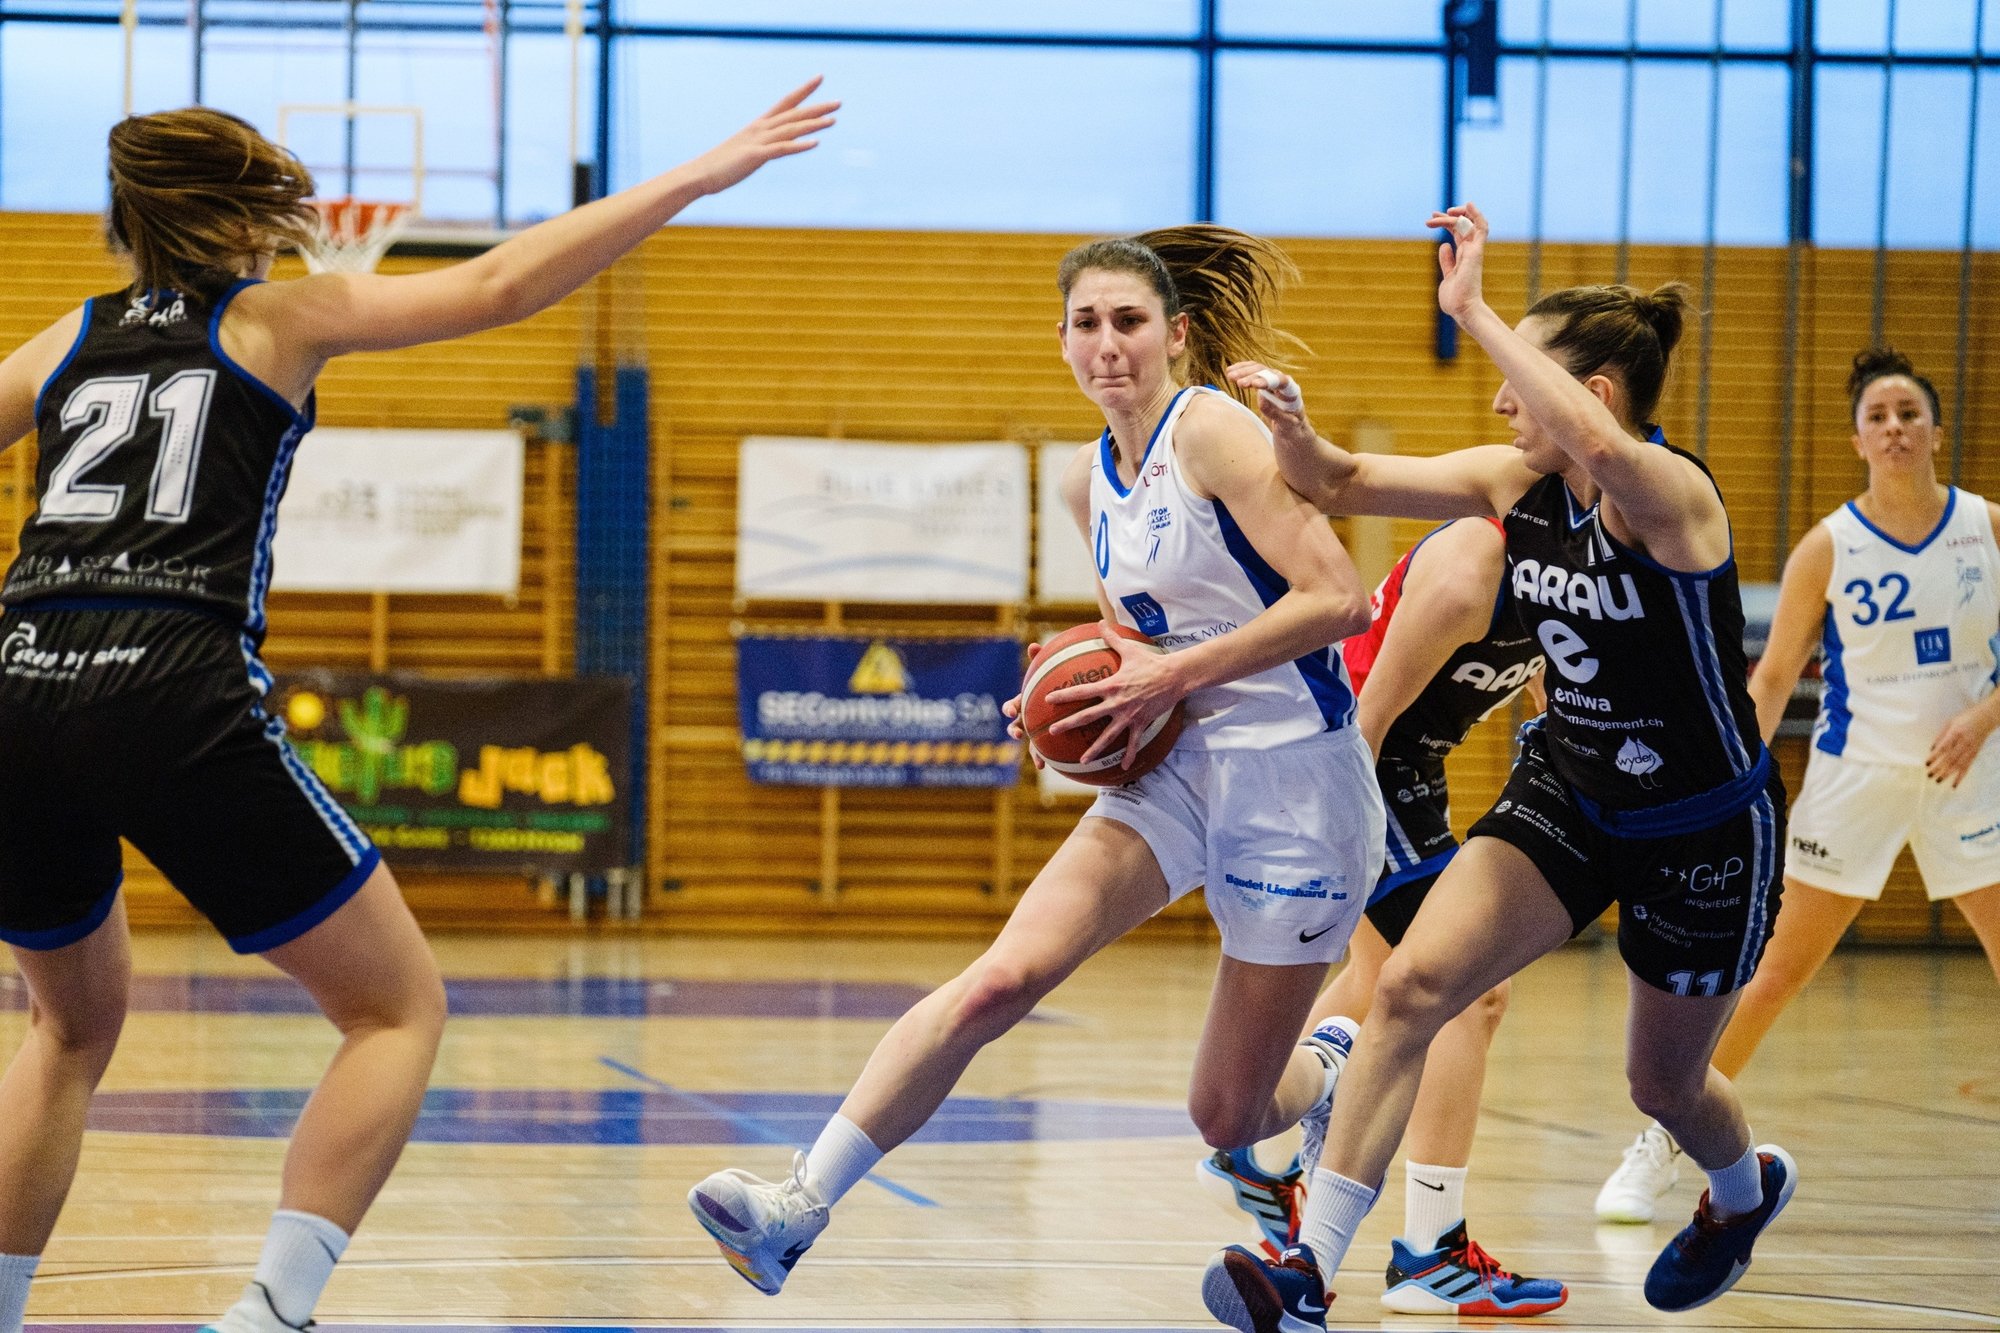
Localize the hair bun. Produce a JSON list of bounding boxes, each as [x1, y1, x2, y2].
[[1636, 282, 1690, 358], [1848, 346, 1916, 401]]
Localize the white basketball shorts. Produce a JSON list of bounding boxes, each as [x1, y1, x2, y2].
[[1085, 725, 1386, 965], [1785, 743, 2000, 900]]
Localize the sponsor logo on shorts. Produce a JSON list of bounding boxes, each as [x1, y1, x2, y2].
[[1223, 871, 1348, 901], [1493, 799, 1513, 815], [0, 621, 148, 681], [1960, 820, 2000, 846], [1791, 835, 1833, 860], [1663, 856, 1743, 896]]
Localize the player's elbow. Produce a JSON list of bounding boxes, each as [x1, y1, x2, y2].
[[1322, 586, 1371, 643]]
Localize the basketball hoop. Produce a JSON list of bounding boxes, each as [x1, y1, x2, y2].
[[302, 197, 414, 274]]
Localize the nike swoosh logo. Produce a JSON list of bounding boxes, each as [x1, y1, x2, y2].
[[1297, 1298, 1326, 1315], [1298, 925, 1335, 943], [1415, 1179, 1447, 1192]]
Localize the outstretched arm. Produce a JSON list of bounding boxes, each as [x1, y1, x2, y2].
[[262, 80, 836, 362], [1353, 518, 1507, 758], [1223, 361, 1538, 521], [1426, 203, 1727, 569], [1747, 524, 1831, 746]]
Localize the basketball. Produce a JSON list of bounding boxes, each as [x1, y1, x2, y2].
[[1019, 622, 1186, 785]]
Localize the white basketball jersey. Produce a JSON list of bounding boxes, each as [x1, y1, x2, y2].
[[1086, 385, 1355, 751], [1815, 488, 2000, 764]]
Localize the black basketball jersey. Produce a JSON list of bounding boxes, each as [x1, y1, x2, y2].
[[1502, 433, 1762, 813], [1341, 520, 1544, 760], [5, 282, 313, 642]]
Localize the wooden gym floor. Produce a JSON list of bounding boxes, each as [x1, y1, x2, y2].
[[3, 926, 1995, 1332]]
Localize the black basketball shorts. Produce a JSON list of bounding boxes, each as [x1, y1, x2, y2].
[[1465, 723, 1787, 996], [0, 605, 381, 953], [1364, 748, 1457, 948]]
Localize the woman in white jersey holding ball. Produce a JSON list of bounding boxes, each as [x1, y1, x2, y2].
[[688, 227, 1387, 1301], [1595, 346, 2000, 1222]]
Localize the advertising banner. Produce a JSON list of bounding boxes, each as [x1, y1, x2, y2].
[[269, 670, 632, 874], [736, 437, 1029, 603], [1036, 440, 1101, 603], [271, 428, 524, 594], [737, 635, 1022, 787]]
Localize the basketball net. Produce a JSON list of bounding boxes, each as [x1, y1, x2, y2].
[[302, 197, 414, 274]]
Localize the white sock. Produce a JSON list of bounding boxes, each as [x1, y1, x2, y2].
[[249, 1210, 349, 1328], [1703, 1141, 1763, 1219], [1296, 1168, 1378, 1280], [1403, 1162, 1468, 1254], [0, 1253, 38, 1333], [803, 1113, 882, 1207]]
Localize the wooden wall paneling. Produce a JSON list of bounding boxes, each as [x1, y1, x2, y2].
[[0, 216, 1992, 943]]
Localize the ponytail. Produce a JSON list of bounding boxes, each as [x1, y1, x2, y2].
[[1057, 225, 1305, 399]]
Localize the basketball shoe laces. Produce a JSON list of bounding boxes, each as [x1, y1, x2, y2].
[[1448, 1235, 1507, 1289], [1670, 1192, 1737, 1263]]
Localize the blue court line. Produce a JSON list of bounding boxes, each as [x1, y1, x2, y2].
[[597, 1055, 939, 1208]]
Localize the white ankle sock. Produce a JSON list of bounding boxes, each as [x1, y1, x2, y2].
[[804, 1113, 882, 1207], [1296, 1168, 1377, 1280], [1703, 1141, 1763, 1219], [250, 1210, 349, 1327], [1403, 1162, 1468, 1254], [0, 1253, 39, 1333]]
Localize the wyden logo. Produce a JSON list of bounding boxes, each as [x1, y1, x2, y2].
[[1120, 591, 1169, 638], [1914, 626, 1952, 665]]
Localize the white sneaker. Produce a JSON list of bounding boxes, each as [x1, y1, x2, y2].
[[1297, 1015, 1359, 1179], [200, 1283, 308, 1333], [1596, 1125, 1681, 1223], [688, 1150, 830, 1295]]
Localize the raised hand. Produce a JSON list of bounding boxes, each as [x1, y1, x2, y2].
[[1225, 360, 1339, 503], [686, 77, 840, 197], [1425, 202, 1489, 324]]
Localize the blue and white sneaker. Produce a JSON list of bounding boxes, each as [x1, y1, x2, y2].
[[1198, 1147, 1303, 1260], [688, 1150, 830, 1295], [1202, 1242, 1331, 1332], [1644, 1145, 1797, 1312], [1381, 1221, 1569, 1316], [1297, 1016, 1359, 1179]]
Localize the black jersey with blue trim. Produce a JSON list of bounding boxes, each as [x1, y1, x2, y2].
[[4, 282, 313, 642], [1501, 432, 1762, 811]]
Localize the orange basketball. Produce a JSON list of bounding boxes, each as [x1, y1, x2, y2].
[[1020, 623, 1186, 786]]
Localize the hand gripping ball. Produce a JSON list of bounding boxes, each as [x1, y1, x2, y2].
[[1020, 623, 1186, 786]]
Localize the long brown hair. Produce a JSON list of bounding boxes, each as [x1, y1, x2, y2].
[[1057, 225, 1305, 400], [106, 107, 319, 300], [1525, 282, 1689, 425]]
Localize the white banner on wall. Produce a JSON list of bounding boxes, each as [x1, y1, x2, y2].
[[1036, 440, 1100, 604], [271, 428, 524, 595], [737, 437, 1029, 604]]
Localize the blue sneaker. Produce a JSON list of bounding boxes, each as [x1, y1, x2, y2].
[[1201, 1242, 1330, 1332], [1644, 1144, 1797, 1312], [1381, 1221, 1568, 1316], [1198, 1147, 1302, 1260], [1296, 1016, 1359, 1179]]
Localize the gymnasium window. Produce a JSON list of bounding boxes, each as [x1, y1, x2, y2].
[[615, 1, 1201, 38], [1211, 53, 1441, 239], [1817, 0, 1993, 56], [1215, 0, 1442, 44], [609, 37, 1197, 232], [1814, 64, 1999, 251], [0, 20, 191, 211]]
